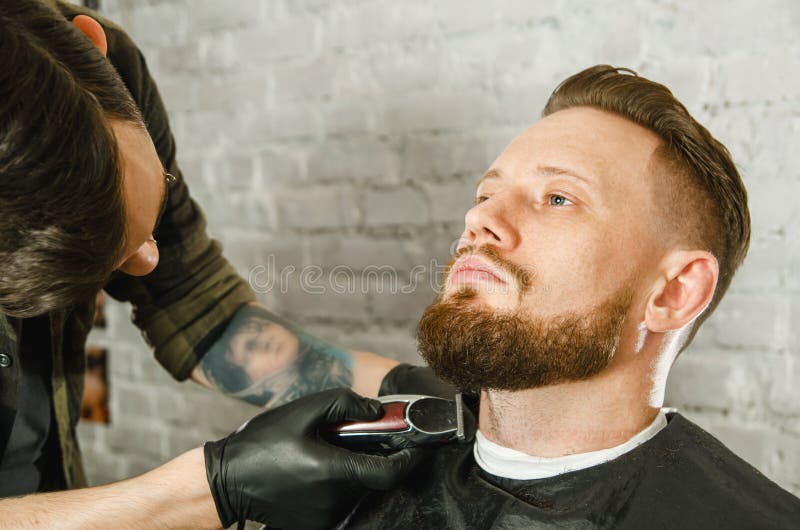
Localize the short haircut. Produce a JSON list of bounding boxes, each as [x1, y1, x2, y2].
[[543, 65, 750, 348], [0, 0, 142, 317]]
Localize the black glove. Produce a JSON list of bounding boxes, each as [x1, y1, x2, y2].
[[204, 388, 422, 530], [379, 363, 458, 398]]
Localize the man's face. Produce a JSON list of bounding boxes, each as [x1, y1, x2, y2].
[[111, 120, 169, 276], [418, 107, 666, 390]]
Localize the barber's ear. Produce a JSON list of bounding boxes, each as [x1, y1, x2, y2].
[[72, 15, 108, 57], [645, 250, 718, 333]]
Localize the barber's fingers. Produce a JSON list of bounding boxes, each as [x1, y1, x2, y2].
[[317, 388, 384, 424], [237, 389, 383, 439], [351, 448, 425, 491]]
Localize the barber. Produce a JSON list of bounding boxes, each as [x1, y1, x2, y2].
[[0, 1, 450, 528]]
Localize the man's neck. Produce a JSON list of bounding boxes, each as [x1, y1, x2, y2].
[[478, 365, 661, 457]]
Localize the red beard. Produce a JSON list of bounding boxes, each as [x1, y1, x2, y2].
[[416, 284, 632, 392]]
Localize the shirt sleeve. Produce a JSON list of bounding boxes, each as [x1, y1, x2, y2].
[[100, 23, 255, 380]]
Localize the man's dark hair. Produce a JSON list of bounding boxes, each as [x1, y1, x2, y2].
[[543, 65, 751, 350], [0, 0, 142, 317]]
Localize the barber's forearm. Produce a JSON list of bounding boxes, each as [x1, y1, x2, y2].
[[0, 448, 220, 530], [351, 349, 401, 397], [191, 303, 398, 407]]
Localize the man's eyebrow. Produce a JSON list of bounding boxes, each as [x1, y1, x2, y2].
[[535, 165, 592, 185], [476, 168, 503, 189], [476, 166, 592, 189], [153, 169, 170, 233]]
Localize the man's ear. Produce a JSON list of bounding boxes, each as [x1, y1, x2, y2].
[[645, 250, 718, 333], [72, 15, 108, 57]]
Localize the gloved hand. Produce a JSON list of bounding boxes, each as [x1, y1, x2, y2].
[[204, 388, 421, 530], [379, 363, 458, 398]]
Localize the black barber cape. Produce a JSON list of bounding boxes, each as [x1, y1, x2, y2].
[[344, 412, 800, 529]]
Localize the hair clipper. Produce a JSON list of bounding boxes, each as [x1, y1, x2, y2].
[[322, 393, 475, 452]]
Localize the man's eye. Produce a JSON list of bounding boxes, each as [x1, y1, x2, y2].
[[474, 195, 489, 205], [548, 194, 572, 207]]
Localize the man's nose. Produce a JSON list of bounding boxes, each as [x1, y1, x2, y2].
[[462, 194, 521, 251]]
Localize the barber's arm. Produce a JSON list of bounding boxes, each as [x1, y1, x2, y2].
[[189, 302, 399, 406], [190, 301, 459, 407], [0, 447, 218, 529], [0, 389, 418, 530]]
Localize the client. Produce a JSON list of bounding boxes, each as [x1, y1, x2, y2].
[[344, 65, 800, 529]]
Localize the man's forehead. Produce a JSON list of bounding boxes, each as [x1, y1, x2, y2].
[[483, 107, 662, 189]]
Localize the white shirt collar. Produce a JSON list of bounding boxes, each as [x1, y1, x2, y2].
[[474, 409, 669, 480]]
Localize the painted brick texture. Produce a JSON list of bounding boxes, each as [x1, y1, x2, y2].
[[77, 0, 800, 497]]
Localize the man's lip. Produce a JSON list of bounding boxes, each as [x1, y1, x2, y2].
[[449, 257, 508, 284]]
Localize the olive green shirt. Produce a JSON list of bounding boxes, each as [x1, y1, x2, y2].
[[0, 2, 254, 489]]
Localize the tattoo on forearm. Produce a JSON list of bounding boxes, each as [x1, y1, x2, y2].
[[199, 304, 354, 408]]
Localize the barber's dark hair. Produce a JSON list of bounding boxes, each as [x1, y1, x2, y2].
[[544, 65, 750, 349], [0, 0, 141, 317]]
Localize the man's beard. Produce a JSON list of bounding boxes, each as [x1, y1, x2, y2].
[[417, 249, 633, 392]]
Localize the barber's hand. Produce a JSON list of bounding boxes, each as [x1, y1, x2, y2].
[[379, 363, 457, 399], [204, 388, 421, 530]]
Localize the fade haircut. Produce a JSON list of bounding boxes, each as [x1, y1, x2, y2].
[[0, 0, 142, 317], [543, 65, 750, 349]]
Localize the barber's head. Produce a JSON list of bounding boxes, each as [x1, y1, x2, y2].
[[0, 1, 167, 318], [418, 65, 750, 393]]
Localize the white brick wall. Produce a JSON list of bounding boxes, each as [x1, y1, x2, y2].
[[77, 0, 800, 497]]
